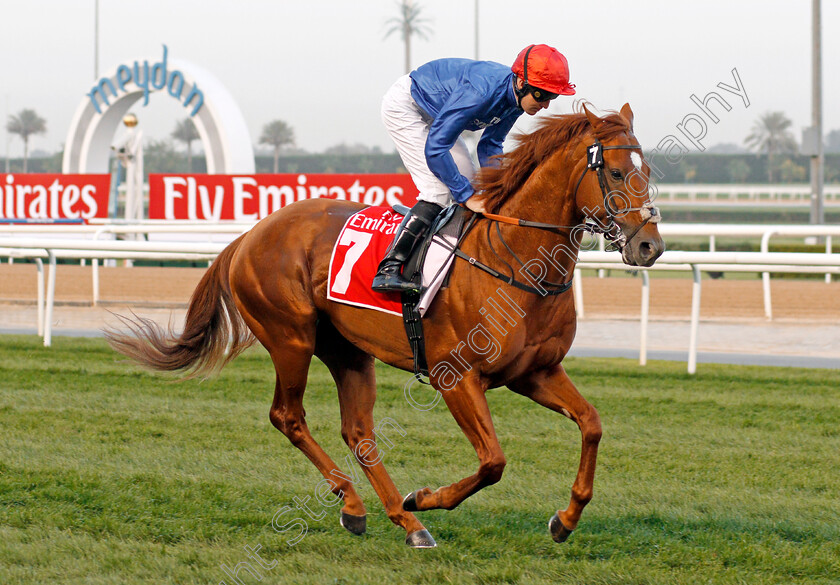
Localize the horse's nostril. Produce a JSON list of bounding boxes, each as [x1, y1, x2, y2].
[[639, 241, 652, 257]]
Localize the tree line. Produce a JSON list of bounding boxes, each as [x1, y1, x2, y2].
[[152, 108, 840, 183], [194, 115, 840, 180], [6, 106, 840, 184]]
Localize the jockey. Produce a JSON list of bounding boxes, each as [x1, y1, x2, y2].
[[372, 44, 576, 293]]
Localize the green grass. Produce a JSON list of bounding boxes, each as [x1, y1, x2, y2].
[[1, 336, 838, 584]]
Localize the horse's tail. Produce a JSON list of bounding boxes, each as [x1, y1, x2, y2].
[[105, 233, 255, 378]]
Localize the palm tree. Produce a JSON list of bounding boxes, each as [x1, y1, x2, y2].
[[384, 0, 432, 74], [171, 118, 200, 172], [6, 109, 47, 172], [744, 111, 798, 182], [259, 120, 295, 173]]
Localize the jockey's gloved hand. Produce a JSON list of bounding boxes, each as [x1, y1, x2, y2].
[[464, 198, 487, 214]]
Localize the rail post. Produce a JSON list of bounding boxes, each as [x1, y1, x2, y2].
[[35, 258, 45, 336], [573, 268, 584, 319], [688, 265, 701, 374], [760, 230, 775, 319], [45, 250, 56, 347], [640, 270, 650, 366]]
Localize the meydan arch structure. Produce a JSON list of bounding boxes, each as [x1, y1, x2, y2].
[[62, 45, 255, 175]]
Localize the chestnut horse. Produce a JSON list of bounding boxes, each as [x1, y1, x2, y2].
[[107, 104, 664, 548]]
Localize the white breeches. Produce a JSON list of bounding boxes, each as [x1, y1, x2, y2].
[[381, 74, 476, 207]]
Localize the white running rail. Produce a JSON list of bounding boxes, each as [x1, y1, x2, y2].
[[1, 225, 838, 375]]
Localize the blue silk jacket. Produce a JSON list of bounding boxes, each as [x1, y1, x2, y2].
[[409, 58, 523, 203]]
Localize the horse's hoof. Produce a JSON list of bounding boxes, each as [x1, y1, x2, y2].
[[549, 513, 574, 543], [339, 511, 366, 535], [405, 528, 437, 548], [402, 489, 425, 512]]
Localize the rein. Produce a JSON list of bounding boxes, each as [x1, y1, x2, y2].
[[446, 215, 574, 296]]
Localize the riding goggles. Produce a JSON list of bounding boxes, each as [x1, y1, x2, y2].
[[529, 86, 559, 103]]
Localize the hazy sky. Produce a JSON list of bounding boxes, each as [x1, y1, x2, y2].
[[2, 0, 838, 158]]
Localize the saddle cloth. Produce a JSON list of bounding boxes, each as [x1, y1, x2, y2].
[[327, 206, 459, 316]]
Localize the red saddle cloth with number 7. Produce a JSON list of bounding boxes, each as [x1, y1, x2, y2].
[[327, 206, 405, 316]]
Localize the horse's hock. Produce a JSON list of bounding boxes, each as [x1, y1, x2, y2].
[[0, 264, 838, 323]]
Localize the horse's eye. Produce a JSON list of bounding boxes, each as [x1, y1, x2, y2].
[[610, 169, 622, 180]]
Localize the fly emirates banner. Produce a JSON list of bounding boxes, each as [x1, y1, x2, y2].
[[0, 174, 110, 221], [148, 174, 421, 221]]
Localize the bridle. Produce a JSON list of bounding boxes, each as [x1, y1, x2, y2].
[[452, 138, 660, 296], [482, 139, 660, 251], [570, 140, 661, 251]]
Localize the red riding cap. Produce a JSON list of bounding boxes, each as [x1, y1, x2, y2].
[[512, 44, 576, 96]]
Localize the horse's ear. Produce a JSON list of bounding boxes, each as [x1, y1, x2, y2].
[[620, 103, 635, 130], [582, 103, 601, 128]]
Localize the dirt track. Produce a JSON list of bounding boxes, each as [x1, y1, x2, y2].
[[1, 263, 839, 323]]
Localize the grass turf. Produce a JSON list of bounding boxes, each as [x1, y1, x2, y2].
[[0, 335, 838, 584]]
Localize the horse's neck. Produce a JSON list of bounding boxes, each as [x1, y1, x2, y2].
[[490, 142, 585, 278], [497, 138, 586, 225]]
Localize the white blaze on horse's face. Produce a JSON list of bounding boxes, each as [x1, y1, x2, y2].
[[630, 152, 642, 171]]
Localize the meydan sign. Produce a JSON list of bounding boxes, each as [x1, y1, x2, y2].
[[63, 44, 255, 175], [86, 46, 204, 117]]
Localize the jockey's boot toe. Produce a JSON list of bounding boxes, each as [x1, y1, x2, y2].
[[371, 264, 420, 292]]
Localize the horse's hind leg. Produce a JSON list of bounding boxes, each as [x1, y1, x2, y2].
[[316, 324, 432, 547], [228, 214, 378, 538], [231, 262, 369, 534], [509, 363, 602, 543], [265, 343, 369, 533]]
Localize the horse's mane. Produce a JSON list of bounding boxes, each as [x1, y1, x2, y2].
[[474, 109, 631, 213]]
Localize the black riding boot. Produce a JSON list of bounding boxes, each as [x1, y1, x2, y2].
[[371, 201, 442, 292]]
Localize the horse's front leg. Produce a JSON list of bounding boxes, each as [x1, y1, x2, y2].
[[403, 374, 507, 512], [509, 363, 602, 543]]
